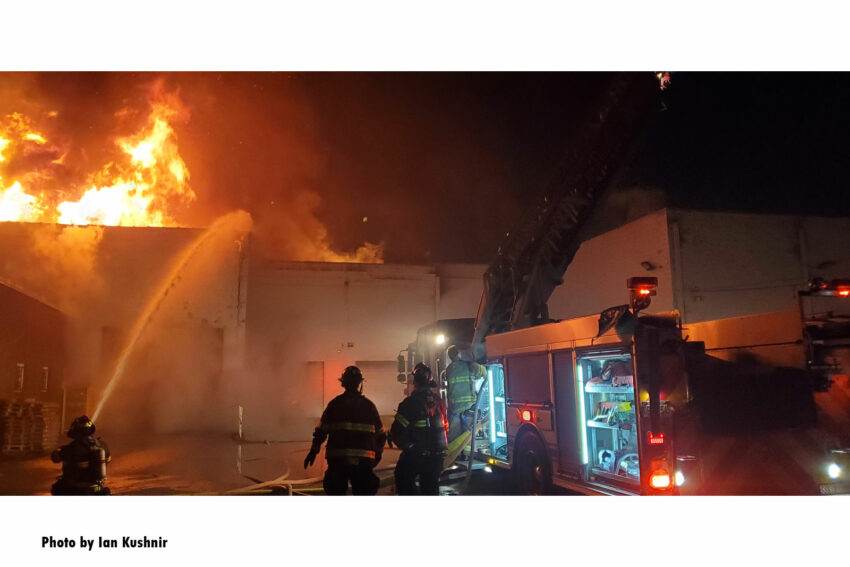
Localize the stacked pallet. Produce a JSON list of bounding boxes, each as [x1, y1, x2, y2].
[[41, 403, 62, 452], [0, 399, 62, 456]]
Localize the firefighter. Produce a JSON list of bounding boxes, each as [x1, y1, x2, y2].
[[304, 366, 387, 495], [50, 415, 111, 496], [445, 345, 486, 457], [391, 363, 448, 495]]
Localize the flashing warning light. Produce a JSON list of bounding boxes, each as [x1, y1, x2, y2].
[[806, 278, 850, 297], [649, 470, 672, 489], [675, 471, 685, 486], [627, 276, 657, 313], [648, 432, 665, 445], [436, 334, 446, 345], [521, 410, 533, 422], [627, 276, 658, 295]]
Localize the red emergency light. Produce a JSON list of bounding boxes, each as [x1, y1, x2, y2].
[[648, 458, 673, 490], [649, 470, 672, 489], [648, 432, 665, 445], [627, 277, 658, 296], [805, 278, 850, 297], [520, 409, 534, 422], [627, 277, 658, 314]]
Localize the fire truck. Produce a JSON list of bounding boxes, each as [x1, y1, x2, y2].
[[397, 73, 850, 494], [401, 278, 850, 495], [466, 278, 850, 495]]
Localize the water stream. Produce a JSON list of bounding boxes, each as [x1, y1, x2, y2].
[[92, 210, 252, 421]]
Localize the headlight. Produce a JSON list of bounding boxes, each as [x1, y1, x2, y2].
[[827, 463, 841, 480]]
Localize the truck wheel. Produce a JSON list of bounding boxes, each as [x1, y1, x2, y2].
[[513, 431, 552, 495]]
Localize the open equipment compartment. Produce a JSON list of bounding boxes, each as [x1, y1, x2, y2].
[[577, 350, 640, 489], [476, 363, 508, 462]]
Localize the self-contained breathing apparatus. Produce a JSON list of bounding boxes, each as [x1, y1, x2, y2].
[[50, 415, 111, 496]]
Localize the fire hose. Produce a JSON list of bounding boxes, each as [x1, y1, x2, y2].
[[222, 452, 399, 496], [225, 382, 493, 496]]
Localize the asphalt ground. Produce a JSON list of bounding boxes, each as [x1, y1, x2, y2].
[[0, 433, 579, 496]]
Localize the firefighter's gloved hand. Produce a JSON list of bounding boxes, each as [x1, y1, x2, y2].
[[304, 450, 318, 469]]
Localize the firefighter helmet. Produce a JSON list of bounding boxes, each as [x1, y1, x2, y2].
[[67, 415, 95, 439], [447, 345, 460, 362], [340, 366, 364, 389], [412, 362, 432, 387]]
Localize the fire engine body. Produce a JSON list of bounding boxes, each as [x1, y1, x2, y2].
[[474, 293, 850, 495], [478, 306, 686, 495]]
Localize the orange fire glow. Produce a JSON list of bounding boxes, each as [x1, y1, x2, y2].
[[0, 96, 193, 228], [1, 86, 383, 264]]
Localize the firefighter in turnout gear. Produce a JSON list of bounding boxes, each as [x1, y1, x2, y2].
[[304, 366, 387, 495], [391, 363, 448, 495], [445, 345, 486, 456], [50, 416, 111, 495]]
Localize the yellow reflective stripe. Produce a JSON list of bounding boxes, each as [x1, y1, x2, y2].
[[394, 414, 410, 427], [451, 395, 477, 404], [413, 420, 429, 428], [326, 448, 376, 459], [450, 376, 475, 383], [322, 422, 376, 433]]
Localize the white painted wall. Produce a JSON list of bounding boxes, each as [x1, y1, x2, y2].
[[546, 208, 850, 325], [241, 261, 485, 439], [435, 263, 484, 320], [671, 210, 850, 323], [548, 208, 675, 320], [670, 210, 806, 323]]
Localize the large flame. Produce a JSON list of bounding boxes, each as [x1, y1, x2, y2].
[[1, 85, 383, 263], [0, 95, 193, 227]]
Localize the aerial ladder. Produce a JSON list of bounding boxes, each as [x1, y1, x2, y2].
[[447, 73, 671, 473]]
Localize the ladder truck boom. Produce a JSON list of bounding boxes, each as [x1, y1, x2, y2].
[[471, 73, 668, 361]]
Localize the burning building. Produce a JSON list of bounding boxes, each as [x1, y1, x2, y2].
[[0, 86, 486, 445], [0, 219, 484, 441]]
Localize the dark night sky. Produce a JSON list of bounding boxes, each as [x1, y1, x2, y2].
[[4, 72, 850, 264], [300, 72, 850, 262]]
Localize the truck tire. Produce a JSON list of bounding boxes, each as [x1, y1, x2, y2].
[[513, 430, 552, 495]]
